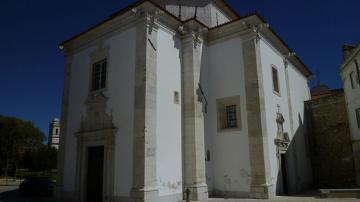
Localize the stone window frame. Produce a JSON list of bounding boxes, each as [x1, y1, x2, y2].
[[216, 95, 242, 132], [88, 47, 109, 94], [271, 65, 281, 96], [91, 59, 107, 91], [356, 108, 360, 128], [350, 71, 357, 89]]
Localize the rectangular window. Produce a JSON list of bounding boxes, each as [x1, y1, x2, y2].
[[226, 105, 238, 128], [350, 71, 356, 89], [272, 66, 280, 94], [356, 108, 360, 128], [217, 96, 241, 131], [92, 60, 107, 91]]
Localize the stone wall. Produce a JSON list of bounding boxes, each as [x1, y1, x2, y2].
[[305, 92, 356, 188]]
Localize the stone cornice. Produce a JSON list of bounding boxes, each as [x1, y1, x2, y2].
[[61, 1, 182, 56], [207, 14, 312, 78]]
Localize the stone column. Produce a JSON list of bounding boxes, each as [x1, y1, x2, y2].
[[181, 33, 208, 201], [131, 13, 159, 202], [242, 35, 274, 199]]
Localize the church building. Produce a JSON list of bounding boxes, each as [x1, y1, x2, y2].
[[56, 0, 313, 201]]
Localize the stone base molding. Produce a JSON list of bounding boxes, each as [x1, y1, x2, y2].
[[250, 184, 275, 199], [211, 189, 250, 198], [353, 141, 360, 186]]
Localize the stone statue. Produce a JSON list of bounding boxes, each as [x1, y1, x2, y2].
[[276, 104, 285, 135], [275, 104, 290, 147]]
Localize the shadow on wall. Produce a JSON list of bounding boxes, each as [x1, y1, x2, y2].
[[276, 111, 313, 196]]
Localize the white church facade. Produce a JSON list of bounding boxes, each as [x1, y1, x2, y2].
[[56, 0, 313, 201]]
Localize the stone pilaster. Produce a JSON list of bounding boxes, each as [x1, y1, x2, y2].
[[181, 33, 208, 201], [242, 36, 274, 199], [55, 54, 72, 201], [131, 13, 159, 202]]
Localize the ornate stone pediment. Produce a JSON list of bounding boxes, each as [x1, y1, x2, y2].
[[78, 92, 116, 133]]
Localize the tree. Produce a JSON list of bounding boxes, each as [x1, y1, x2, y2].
[[0, 115, 45, 176], [22, 145, 58, 172]]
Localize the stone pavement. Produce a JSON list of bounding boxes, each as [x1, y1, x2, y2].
[[200, 197, 360, 202]]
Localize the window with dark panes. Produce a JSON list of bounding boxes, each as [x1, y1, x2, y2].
[[226, 105, 237, 128], [272, 66, 280, 94], [92, 60, 107, 91]]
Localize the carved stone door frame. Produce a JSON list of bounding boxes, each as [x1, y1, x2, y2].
[[74, 91, 117, 202], [75, 129, 116, 202]]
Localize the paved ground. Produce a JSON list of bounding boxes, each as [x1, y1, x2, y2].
[[201, 197, 360, 202], [1, 186, 359, 202]]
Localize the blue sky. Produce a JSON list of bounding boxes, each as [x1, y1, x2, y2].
[[0, 0, 359, 138]]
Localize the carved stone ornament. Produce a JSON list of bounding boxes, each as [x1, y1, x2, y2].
[[79, 92, 115, 133], [274, 105, 290, 148]]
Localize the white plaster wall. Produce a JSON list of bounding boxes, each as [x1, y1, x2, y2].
[[258, 38, 312, 194], [63, 46, 97, 193], [62, 27, 136, 197], [104, 27, 136, 197], [258, 39, 292, 194], [201, 44, 214, 191], [155, 28, 183, 198], [342, 54, 360, 141], [204, 37, 251, 194], [287, 62, 312, 192]]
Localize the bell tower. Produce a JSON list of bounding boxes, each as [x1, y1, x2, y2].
[[48, 118, 61, 149]]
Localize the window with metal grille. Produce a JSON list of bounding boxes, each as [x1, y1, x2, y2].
[[92, 60, 107, 91], [226, 105, 237, 128], [356, 108, 360, 128]]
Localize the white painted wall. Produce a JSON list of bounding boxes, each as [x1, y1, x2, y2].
[[286, 62, 312, 192], [203, 37, 251, 195], [258, 38, 312, 194], [104, 27, 136, 197], [258, 39, 292, 194], [155, 28, 183, 198], [63, 27, 137, 197], [63, 45, 96, 193]]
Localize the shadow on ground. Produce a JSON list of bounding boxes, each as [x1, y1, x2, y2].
[[0, 189, 55, 202]]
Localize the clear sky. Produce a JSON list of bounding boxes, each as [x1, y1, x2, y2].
[[1, 0, 359, 138]]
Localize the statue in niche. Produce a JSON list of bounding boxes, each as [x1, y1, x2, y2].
[[276, 104, 285, 135], [275, 104, 290, 146]]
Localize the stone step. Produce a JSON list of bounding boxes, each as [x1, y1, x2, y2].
[[320, 189, 360, 198]]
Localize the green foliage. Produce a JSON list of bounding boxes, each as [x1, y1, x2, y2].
[[21, 145, 58, 172], [0, 115, 56, 176]]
